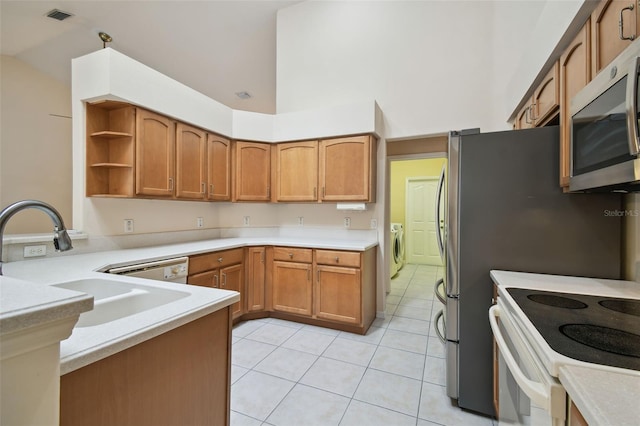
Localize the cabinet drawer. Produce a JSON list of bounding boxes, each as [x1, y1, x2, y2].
[[189, 248, 243, 274], [273, 247, 313, 263], [315, 250, 360, 268], [187, 270, 219, 288]]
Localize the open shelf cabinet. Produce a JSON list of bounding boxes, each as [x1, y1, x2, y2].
[[86, 102, 135, 197]]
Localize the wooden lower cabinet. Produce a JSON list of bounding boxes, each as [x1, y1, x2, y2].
[[269, 246, 376, 334], [187, 248, 244, 319], [569, 398, 589, 426], [186, 245, 376, 333], [315, 265, 361, 324], [272, 260, 313, 316], [60, 307, 232, 426], [246, 247, 266, 312], [220, 263, 243, 318]]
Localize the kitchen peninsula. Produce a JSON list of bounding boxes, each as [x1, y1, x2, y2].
[[2, 233, 376, 425]]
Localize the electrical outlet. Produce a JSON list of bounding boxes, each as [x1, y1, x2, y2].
[[298, 216, 304, 226], [196, 217, 204, 228], [124, 219, 134, 233], [243, 216, 250, 226], [24, 245, 47, 258], [370, 219, 378, 229], [344, 217, 351, 228]]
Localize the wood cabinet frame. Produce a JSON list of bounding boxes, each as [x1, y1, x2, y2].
[[60, 308, 232, 426]]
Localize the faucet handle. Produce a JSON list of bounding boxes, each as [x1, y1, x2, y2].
[[53, 227, 73, 252]]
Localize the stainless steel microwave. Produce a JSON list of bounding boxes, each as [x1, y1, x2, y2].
[[570, 41, 640, 192]]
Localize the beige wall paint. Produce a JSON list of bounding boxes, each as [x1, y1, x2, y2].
[[390, 158, 446, 225], [1, 56, 72, 233]]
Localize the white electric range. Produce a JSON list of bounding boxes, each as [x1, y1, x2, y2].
[[489, 270, 640, 426]]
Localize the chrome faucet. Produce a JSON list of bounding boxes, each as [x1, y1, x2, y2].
[[0, 200, 73, 275]]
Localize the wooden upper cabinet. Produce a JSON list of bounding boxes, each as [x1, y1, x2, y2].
[[207, 134, 231, 201], [136, 108, 176, 197], [592, 0, 639, 77], [175, 123, 206, 200], [532, 61, 560, 126], [85, 102, 135, 197], [234, 141, 271, 201], [514, 62, 559, 130], [514, 104, 534, 130], [559, 20, 591, 188], [274, 141, 318, 202], [319, 135, 375, 202]]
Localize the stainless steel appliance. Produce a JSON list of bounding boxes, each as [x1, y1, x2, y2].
[[108, 257, 189, 283], [570, 38, 640, 192], [437, 126, 622, 416], [490, 271, 640, 426]]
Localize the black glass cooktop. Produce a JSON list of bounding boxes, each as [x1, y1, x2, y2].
[[506, 288, 640, 371]]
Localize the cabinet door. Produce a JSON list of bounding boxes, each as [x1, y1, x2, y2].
[[319, 135, 373, 202], [559, 21, 591, 189], [207, 134, 231, 201], [176, 123, 206, 200], [275, 141, 318, 201], [246, 247, 265, 312], [221, 263, 244, 318], [592, 0, 639, 77], [136, 108, 176, 197], [514, 102, 534, 130], [532, 61, 560, 126], [234, 141, 271, 201], [187, 270, 219, 288], [272, 261, 312, 316], [315, 265, 361, 324]]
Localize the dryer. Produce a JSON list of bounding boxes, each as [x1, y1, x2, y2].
[[390, 225, 400, 278], [391, 223, 405, 270]]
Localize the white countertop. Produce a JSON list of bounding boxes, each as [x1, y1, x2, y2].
[[1, 236, 377, 374], [560, 365, 640, 426], [491, 270, 640, 425], [0, 275, 93, 334]]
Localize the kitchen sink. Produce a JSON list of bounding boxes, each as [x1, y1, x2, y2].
[[53, 279, 189, 327]]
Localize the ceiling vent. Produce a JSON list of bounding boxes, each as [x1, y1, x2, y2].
[[46, 9, 74, 21]]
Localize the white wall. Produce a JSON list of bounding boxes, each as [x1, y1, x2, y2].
[[277, 1, 501, 137], [276, 0, 589, 136]]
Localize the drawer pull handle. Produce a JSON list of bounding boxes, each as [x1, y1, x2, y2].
[[620, 4, 636, 41]]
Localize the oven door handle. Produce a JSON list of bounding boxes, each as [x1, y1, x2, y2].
[[489, 305, 549, 409]]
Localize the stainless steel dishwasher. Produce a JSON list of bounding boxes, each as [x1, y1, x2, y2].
[[107, 257, 189, 283]]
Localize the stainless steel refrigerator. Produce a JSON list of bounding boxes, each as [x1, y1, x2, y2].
[[434, 126, 622, 417]]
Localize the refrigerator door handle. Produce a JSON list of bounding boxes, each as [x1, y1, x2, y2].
[[434, 309, 446, 344], [434, 277, 446, 305], [435, 164, 446, 260]]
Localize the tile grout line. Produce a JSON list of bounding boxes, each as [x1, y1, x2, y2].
[[231, 264, 457, 425]]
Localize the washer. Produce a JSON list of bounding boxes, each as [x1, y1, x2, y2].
[[390, 225, 400, 278], [391, 223, 405, 270]]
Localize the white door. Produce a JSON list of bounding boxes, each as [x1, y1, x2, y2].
[[406, 177, 442, 266]]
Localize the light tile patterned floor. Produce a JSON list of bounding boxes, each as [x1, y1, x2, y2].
[[230, 264, 496, 426]]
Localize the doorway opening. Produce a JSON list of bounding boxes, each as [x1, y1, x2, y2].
[[385, 135, 447, 294]]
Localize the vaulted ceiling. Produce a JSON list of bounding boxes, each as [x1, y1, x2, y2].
[[1, 1, 301, 113]]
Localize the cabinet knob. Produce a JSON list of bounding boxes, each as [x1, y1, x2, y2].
[[335, 256, 340, 263], [218, 257, 223, 263], [289, 253, 293, 259]]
